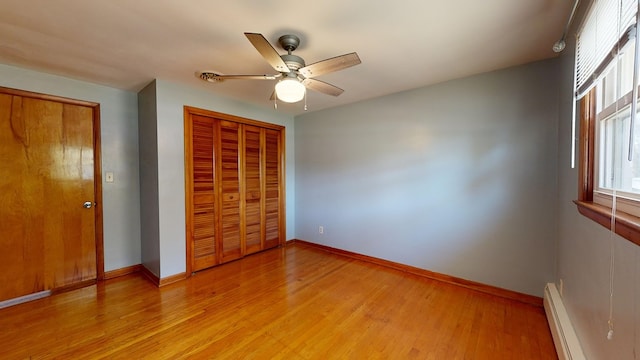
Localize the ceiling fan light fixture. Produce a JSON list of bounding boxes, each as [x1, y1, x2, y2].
[[275, 78, 305, 103]]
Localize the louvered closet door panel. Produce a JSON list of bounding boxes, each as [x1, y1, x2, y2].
[[244, 125, 263, 255], [264, 128, 281, 249], [218, 120, 242, 262], [191, 115, 217, 271]]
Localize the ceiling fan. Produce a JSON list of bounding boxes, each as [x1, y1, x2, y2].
[[197, 32, 361, 105]]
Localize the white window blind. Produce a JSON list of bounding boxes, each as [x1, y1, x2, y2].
[[576, 0, 637, 97]]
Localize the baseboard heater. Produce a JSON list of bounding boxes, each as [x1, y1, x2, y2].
[[544, 283, 586, 360], [0, 290, 51, 309]]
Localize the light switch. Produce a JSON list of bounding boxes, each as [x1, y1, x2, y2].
[[106, 172, 114, 183]]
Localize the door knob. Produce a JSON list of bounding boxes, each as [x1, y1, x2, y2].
[[83, 201, 93, 209]]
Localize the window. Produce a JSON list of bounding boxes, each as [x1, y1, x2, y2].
[[574, 0, 640, 246], [594, 44, 640, 204]]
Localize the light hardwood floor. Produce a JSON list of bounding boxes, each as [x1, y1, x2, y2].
[[0, 242, 557, 359]]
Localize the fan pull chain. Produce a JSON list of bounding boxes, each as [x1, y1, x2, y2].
[[304, 88, 308, 111], [608, 190, 617, 340]]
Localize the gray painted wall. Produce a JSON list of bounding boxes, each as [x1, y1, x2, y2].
[[0, 64, 141, 272], [555, 2, 640, 357], [144, 79, 295, 278], [138, 81, 160, 276], [294, 59, 559, 296]]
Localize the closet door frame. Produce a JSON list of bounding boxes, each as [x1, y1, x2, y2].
[[184, 106, 285, 276]]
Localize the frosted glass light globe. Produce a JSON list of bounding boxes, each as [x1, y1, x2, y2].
[[275, 78, 305, 103]]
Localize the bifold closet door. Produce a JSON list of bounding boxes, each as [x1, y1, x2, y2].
[[218, 120, 242, 263], [185, 106, 285, 274], [264, 128, 282, 249], [189, 115, 217, 272], [243, 125, 263, 255]]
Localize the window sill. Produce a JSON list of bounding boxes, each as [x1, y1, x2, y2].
[[574, 200, 640, 246]]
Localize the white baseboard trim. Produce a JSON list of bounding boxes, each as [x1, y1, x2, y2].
[[0, 290, 51, 309], [544, 283, 586, 360]]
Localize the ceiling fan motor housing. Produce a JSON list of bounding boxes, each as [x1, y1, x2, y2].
[[280, 54, 305, 71]]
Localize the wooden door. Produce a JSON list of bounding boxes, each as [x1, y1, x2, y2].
[[218, 120, 242, 263], [264, 128, 282, 249], [188, 115, 218, 271], [243, 125, 263, 255], [0, 90, 100, 302]]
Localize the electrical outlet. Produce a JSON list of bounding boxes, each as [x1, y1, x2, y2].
[[318, 226, 324, 235], [559, 279, 564, 297]]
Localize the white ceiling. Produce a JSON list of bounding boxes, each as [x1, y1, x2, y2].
[[0, 0, 572, 115]]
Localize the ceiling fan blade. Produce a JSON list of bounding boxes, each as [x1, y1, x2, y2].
[[244, 33, 290, 73], [298, 52, 361, 78], [198, 72, 279, 82], [302, 78, 344, 96]]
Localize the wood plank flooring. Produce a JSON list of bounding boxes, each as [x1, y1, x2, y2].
[[0, 243, 557, 359]]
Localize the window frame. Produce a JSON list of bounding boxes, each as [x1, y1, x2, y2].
[[575, 88, 640, 246]]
